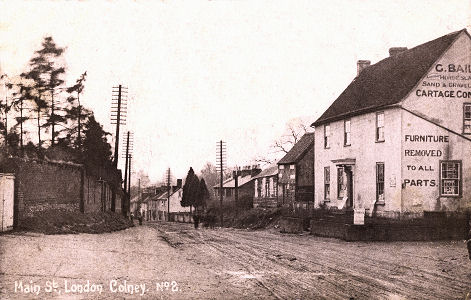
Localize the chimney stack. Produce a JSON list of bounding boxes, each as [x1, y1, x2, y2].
[[176, 179, 182, 189], [357, 60, 370, 76], [389, 47, 408, 57]]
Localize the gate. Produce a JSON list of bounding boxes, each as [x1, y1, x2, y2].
[[0, 173, 15, 232]]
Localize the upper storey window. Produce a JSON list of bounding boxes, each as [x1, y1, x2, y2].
[[376, 112, 384, 142], [344, 119, 351, 146], [464, 103, 471, 134], [324, 124, 331, 148]]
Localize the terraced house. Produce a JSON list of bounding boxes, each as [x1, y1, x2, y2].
[[312, 29, 471, 219]]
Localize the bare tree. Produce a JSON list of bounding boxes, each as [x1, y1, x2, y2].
[[255, 117, 313, 165]]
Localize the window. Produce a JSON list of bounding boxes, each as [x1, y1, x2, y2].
[[464, 103, 471, 134], [324, 167, 330, 200], [256, 179, 261, 197], [265, 179, 269, 198], [376, 112, 384, 142], [273, 178, 278, 197], [376, 163, 385, 202], [440, 161, 461, 196], [344, 119, 351, 146], [337, 167, 346, 199], [324, 124, 331, 148]]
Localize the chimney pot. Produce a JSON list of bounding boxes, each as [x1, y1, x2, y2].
[[389, 47, 408, 57], [357, 60, 371, 76]]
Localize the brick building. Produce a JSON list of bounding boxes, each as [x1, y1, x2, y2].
[[312, 29, 471, 219]]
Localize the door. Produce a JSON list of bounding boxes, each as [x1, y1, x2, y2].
[[345, 167, 354, 209], [1, 173, 15, 232]]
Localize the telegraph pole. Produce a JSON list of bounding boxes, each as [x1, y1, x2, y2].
[[121, 131, 133, 216], [111, 85, 127, 167], [166, 168, 171, 221], [127, 155, 132, 196], [216, 140, 226, 226]]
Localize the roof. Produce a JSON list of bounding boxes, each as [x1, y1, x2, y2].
[[213, 174, 254, 188], [312, 29, 466, 126], [252, 164, 278, 179], [278, 132, 314, 164]]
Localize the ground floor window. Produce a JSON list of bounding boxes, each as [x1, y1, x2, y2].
[[265, 179, 270, 198], [376, 163, 385, 202], [324, 167, 330, 200], [440, 160, 461, 196]]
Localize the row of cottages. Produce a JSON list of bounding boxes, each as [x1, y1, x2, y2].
[[211, 134, 315, 209], [311, 29, 471, 219], [213, 165, 262, 206], [131, 179, 190, 221]]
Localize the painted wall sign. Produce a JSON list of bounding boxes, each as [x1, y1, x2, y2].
[[415, 63, 471, 99]]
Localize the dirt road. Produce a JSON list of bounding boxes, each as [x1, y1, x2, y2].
[[1, 222, 470, 299]]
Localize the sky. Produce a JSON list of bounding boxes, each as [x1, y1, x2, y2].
[[0, 0, 470, 183]]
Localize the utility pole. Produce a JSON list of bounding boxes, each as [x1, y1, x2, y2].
[[121, 131, 133, 216], [111, 84, 127, 167], [166, 168, 171, 221], [216, 140, 226, 227]]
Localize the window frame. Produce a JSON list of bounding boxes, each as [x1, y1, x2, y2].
[[463, 103, 471, 134], [265, 178, 270, 198], [324, 167, 330, 201], [324, 124, 331, 149], [376, 112, 385, 142], [344, 119, 351, 146], [439, 160, 462, 197], [376, 162, 385, 203]]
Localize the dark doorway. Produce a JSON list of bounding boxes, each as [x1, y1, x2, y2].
[[344, 166, 353, 208]]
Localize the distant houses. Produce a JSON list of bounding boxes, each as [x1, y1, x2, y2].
[[132, 179, 190, 222], [211, 133, 315, 210], [213, 165, 261, 207]]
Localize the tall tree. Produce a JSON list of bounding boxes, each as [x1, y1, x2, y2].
[[196, 178, 209, 212], [82, 114, 112, 170], [21, 36, 66, 146], [181, 167, 199, 209], [66, 71, 87, 149]]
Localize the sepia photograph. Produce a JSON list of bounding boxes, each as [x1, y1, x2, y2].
[[0, 0, 470, 299]]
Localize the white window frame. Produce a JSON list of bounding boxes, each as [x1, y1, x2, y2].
[[440, 160, 462, 197], [324, 124, 331, 148], [376, 112, 385, 142]]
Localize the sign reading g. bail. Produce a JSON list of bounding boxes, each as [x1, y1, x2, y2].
[[417, 63, 471, 99]]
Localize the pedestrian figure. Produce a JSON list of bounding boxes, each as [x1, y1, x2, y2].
[[138, 211, 143, 226], [130, 212, 134, 223], [467, 214, 471, 260], [193, 214, 200, 229]]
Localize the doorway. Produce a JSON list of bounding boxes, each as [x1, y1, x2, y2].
[[344, 166, 354, 209]]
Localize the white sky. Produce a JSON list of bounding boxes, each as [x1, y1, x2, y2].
[[0, 0, 470, 182]]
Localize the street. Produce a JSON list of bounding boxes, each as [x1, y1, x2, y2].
[[1, 222, 470, 299]]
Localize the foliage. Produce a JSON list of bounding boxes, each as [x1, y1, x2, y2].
[[181, 167, 200, 208], [65, 71, 88, 148], [20, 36, 67, 146], [82, 114, 112, 171], [196, 178, 209, 210]]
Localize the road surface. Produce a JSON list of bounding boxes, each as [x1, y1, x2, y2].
[[1, 221, 470, 299]]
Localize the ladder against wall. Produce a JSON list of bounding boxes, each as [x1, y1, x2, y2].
[[0, 173, 15, 232]]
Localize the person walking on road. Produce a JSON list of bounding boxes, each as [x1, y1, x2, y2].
[[193, 214, 200, 229]]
